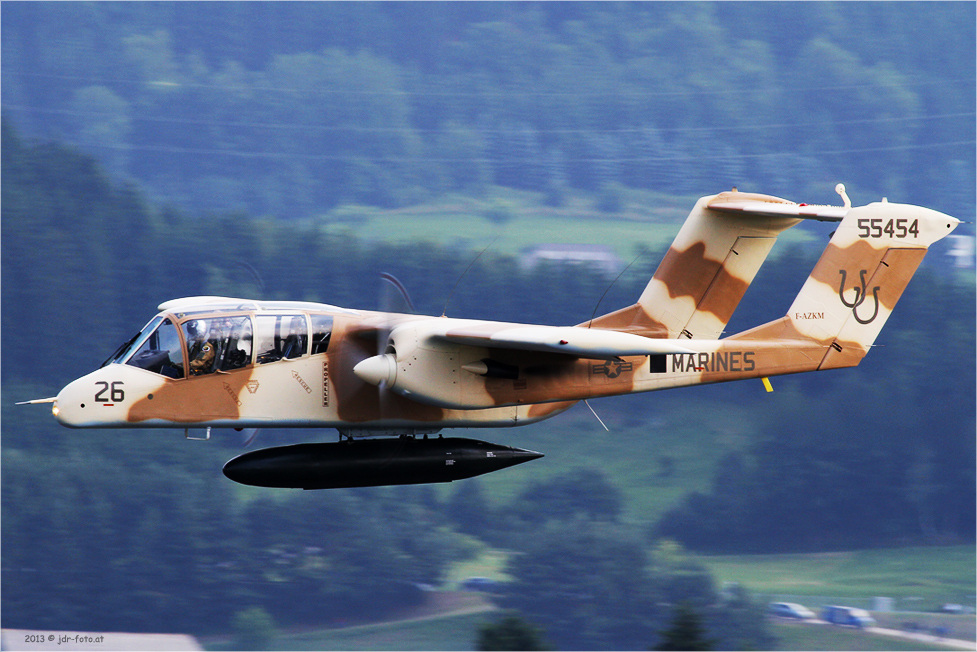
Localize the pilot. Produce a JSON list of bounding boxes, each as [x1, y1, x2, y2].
[[281, 317, 305, 359], [187, 320, 216, 375]]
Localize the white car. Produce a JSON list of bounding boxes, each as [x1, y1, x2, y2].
[[769, 602, 816, 619]]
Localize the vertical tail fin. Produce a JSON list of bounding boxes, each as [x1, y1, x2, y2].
[[587, 191, 804, 338], [731, 200, 960, 369]]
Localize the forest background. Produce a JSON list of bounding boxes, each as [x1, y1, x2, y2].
[[2, 3, 974, 650]]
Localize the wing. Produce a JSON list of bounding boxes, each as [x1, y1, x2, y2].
[[437, 324, 695, 360]]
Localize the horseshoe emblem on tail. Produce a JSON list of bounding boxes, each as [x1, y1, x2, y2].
[[838, 269, 880, 324]]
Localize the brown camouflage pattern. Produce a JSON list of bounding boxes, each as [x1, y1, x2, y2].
[[50, 194, 958, 435], [587, 191, 800, 339]]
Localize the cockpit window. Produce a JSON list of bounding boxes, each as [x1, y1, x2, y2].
[[256, 315, 308, 364], [126, 318, 185, 379], [183, 316, 253, 376], [104, 316, 164, 368], [310, 315, 333, 354]]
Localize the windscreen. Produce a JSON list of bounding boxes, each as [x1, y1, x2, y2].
[[102, 316, 164, 368], [125, 318, 185, 379]]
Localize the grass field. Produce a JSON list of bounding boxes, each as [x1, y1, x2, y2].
[[203, 592, 495, 652], [873, 613, 976, 643], [269, 613, 488, 651], [205, 612, 488, 651], [769, 620, 959, 651], [699, 545, 977, 612], [446, 545, 976, 615], [319, 188, 817, 259], [204, 602, 973, 652], [205, 611, 973, 652], [444, 548, 513, 587]]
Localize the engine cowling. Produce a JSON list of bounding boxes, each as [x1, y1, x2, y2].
[[352, 322, 481, 408]]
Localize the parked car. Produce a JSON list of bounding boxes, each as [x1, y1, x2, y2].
[[768, 602, 816, 619], [822, 605, 876, 628], [461, 576, 501, 593]]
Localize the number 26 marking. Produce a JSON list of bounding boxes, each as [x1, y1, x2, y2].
[[857, 218, 918, 239], [95, 381, 125, 403]]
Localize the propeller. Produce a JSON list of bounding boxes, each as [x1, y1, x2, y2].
[[218, 261, 267, 447], [368, 272, 417, 424], [379, 272, 415, 314], [241, 427, 260, 447]]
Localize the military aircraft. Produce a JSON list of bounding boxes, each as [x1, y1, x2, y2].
[[22, 187, 960, 489]]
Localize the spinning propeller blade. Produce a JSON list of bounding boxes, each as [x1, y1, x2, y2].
[[242, 428, 260, 447], [379, 272, 415, 314], [374, 273, 416, 422]]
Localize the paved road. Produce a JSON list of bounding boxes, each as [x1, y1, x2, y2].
[[866, 626, 976, 651], [777, 618, 976, 651]]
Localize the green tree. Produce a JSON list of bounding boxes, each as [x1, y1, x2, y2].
[[476, 612, 550, 651], [434, 122, 492, 195], [507, 468, 624, 530], [653, 603, 714, 651], [233, 606, 278, 650], [502, 519, 658, 650], [708, 584, 775, 651], [68, 86, 132, 176], [446, 479, 493, 539]]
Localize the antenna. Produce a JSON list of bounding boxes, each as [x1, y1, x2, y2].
[[584, 399, 610, 432], [441, 237, 498, 317], [835, 183, 852, 208], [586, 253, 641, 328]]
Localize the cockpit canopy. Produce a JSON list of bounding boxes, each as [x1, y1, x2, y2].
[[105, 311, 334, 378]]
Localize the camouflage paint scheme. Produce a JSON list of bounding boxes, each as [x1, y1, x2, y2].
[[49, 191, 959, 436]]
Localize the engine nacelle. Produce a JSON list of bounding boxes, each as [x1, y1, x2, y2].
[[352, 321, 487, 408]]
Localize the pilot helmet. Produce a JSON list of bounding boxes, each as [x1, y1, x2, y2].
[[186, 320, 207, 339]]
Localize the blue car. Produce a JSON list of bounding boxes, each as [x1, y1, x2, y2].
[[822, 605, 876, 628]]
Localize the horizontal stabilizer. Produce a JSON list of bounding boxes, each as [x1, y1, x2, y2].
[[439, 325, 695, 359], [708, 198, 847, 222]]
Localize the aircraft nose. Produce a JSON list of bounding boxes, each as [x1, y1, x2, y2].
[[54, 378, 86, 427], [53, 373, 114, 427]]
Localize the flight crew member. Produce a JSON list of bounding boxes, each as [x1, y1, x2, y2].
[[187, 320, 217, 375]]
